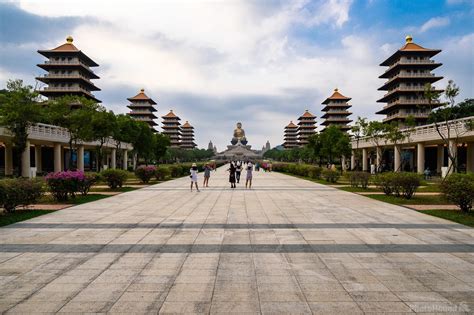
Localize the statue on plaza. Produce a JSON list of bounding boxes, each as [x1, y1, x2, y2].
[[231, 122, 248, 145]]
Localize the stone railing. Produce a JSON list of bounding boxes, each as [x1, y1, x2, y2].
[[0, 123, 133, 150], [352, 116, 474, 149]]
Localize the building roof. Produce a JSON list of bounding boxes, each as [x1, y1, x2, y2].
[[380, 36, 441, 66], [127, 89, 157, 104], [181, 121, 194, 129], [299, 110, 316, 119], [322, 88, 351, 104], [162, 110, 181, 120], [37, 36, 99, 67], [285, 121, 298, 128]]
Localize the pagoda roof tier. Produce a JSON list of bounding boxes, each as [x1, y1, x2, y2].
[[298, 110, 316, 119], [322, 88, 351, 104], [36, 75, 100, 91], [323, 125, 351, 131], [321, 112, 352, 118], [39, 88, 101, 103], [321, 104, 351, 111], [162, 110, 180, 120], [378, 75, 443, 90], [127, 104, 158, 112], [162, 123, 181, 127], [382, 113, 429, 123], [380, 62, 442, 78], [377, 87, 443, 103], [321, 118, 353, 125], [380, 36, 441, 67], [181, 121, 194, 129], [376, 102, 442, 115], [127, 89, 157, 104], [127, 112, 158, 118], [37, 62, 100, 78], [285, 121, 298, 128], [38, 36, 99, 67], [297, 121, 316, 126]]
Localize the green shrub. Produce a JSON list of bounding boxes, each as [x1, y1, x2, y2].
[[349, 171, 370, 189], [100, 169, 128, 189], [322, 169, 340, 183], [155, 167, 171, 181], [0, 179, 45, 212], [374, 172, 421, 199], [135, 165, 156, 183], [308, 166, 322, 179], [169, 165, 183, 178], [440, 173, 474, 212], [78, 172, 99, 196]]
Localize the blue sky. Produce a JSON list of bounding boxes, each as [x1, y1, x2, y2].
[[0, 0, 473, 150]]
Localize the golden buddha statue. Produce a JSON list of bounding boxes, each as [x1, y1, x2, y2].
[[231, 122, 248, 145]]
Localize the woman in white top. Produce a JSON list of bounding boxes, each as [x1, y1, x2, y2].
[[190, 163, 200, 192], [245, 162, 253, 189]]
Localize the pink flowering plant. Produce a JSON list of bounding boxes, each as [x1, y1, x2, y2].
[[45, 170, 88, 201], [135, 165, 156, 183]]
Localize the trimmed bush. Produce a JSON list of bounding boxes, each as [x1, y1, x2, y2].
[[78, 172, 99, 196], [46, 170, 85, 201], [322, 169, 340, 183], [374, 172, 421, 199], [100, 169, 128, 189], [169, 165, 183, 178], [0, 178, 45, 212], [440, 173, 474, 212], [349, 171, 370, 189], [135, 165, 156, 184], [308, 166, 322, 179], [155, 167, 171, 181]]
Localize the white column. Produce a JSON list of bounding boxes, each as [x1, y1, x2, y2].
[[123, 150, 128, 170], [394, 145, 401, 172], [54, 143, 62, 172], [341, 156, 347, 171], [448, 139, 457, 174], [362, 148, 368, 171], [417, 143, 425, 174], [4, 143, 13, 176], [111, 149, 117, 169], [35, 145, 42, 173], [21, 140, 30, 178], [437, 144, 444, 174], [467, 142, 474, 173], [350, 150, 355, 170], [77, 145, 84, 171], [376, 146, 382, 172], [133, 153, 137, 170]]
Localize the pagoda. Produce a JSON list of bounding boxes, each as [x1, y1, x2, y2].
[[36, 36, 101, 104], [297, 110, 317, 146], [127, 89, 158, 132], [321, 88, 352, 132], [161, 110, 181, 148], [180, 121, 197, 149], [283, 121, 298, 149], [377, 35, 443, 126]]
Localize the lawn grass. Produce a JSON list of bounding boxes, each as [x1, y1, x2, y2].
[[0, 210, 56, 227], [417, 210, 474, 228], [364, 194, 451, 205], [37, 194, 112, 205]]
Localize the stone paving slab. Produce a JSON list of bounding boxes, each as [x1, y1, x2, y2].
[[0, 165, 473, 314]]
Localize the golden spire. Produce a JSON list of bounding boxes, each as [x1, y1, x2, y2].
[[334, 88, 338, 92], [66, 36, 73, 44], [405, 35, 413, 43], [140, 88, 145, 93]]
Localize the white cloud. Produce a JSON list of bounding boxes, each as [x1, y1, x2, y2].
[[420, 17, 450, 33], [305, 0, 353, 28]]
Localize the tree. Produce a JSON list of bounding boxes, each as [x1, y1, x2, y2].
[[46, 95, 97, 169], [307, 134, 322, 166], [153, 133, 170, 162], [319, 126, 351, 165], [91, 108, 117, 171], [131, 122, 155, 165], [351, 117, 367, 170], [113, 114, 141, 167], [0, 80, 42, 176]]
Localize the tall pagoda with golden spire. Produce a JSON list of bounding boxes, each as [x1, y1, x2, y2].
[[377, 35, 443, 126], [283, 121, 299, 149], [127, 89, 158, 132], [321, 88, 352, 132], [161, 110, 181, 148], [180, 121, 197, 149], [36, 36, 101, 104], [297, 110, 316, 146]]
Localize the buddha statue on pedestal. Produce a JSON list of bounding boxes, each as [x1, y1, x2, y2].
[[231, 122, 248, 145]]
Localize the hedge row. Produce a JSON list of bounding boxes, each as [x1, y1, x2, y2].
[[272, 162, 340, 183]]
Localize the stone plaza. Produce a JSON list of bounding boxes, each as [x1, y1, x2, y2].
[[0, 167, 473, 314]]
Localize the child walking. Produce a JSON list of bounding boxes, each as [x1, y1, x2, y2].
[[190, 163, 200, 192]]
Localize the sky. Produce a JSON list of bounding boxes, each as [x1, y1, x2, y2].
[[0, 0, 473, 151]]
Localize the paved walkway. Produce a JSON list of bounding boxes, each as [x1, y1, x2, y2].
[[0, 166, 473, 314]]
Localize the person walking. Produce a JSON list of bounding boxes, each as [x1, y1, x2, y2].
[[246, 162, 253, 189], [203, 163, 211, 187], [190, 163, 200, 192], [228, 162, 236, 189], [236, 161, 242, 183]]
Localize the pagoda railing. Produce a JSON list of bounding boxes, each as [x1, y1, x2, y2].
[[42, 73, 94, 83], [386, 99, 440, 107], [44, 60, 91, 69], [352, 116, 474, 149], [384, 72, 435, 85], [386, 59, 435, 71]]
